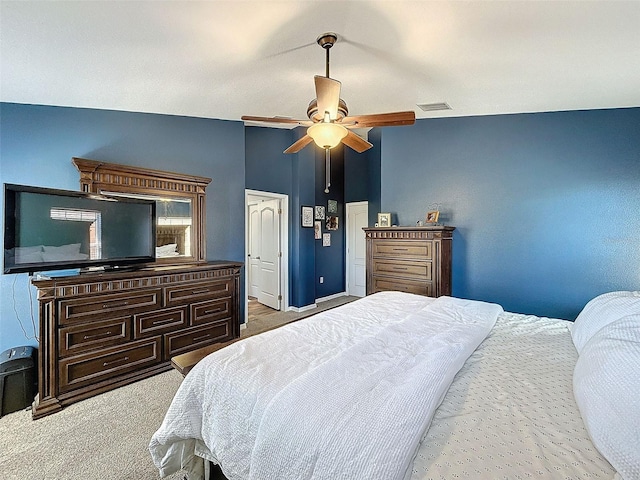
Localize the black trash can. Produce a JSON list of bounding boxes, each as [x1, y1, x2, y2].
[[0, 346, 38, 417]]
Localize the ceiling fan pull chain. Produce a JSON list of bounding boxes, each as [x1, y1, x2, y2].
[[325, 148, 331, 193]]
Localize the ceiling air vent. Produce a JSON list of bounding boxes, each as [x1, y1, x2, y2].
[[417, 102, 452, 112]]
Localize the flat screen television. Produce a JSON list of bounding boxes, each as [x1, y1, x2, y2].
[[3, 183, 156, 274]]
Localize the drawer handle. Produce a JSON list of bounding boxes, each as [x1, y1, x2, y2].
[[204, 308, 223, 315], [392, 248, 409, 251], [193, 334, 211, 342], [192, 289, 210, 294], [103, 356, 129, 367], [103, 301, 129, 309], [392, 267, 408, 271], [83, 331, 113, 340], [152, 318, 177, 326]]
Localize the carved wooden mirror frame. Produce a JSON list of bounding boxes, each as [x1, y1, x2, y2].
[[73, 157, 211, 264]]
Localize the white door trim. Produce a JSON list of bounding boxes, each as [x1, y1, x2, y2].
[[245, 189, 289, 325]]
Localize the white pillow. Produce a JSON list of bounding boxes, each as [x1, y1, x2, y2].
[[42, 243, 83, 262], [571, 291, 640, 354], [573, 315, 640, 480], [13, 245, 44, 263], [156, 243, 178, 257], [43, 243, 81, 254]]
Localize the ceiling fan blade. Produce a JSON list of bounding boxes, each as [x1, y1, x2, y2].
[[342, 130, 373, 153], [341, 111, 415, 128], [283, 134, 314, 154], [314, 76, 341, 120], [241, 115, 312, 126]]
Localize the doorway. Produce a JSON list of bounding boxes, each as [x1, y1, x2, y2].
[[346, 201, 368, 297], [245, 190, 289, 325]]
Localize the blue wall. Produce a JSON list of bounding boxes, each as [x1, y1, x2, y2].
[[0, 102, 245, 352], [315, 147, 345, 298], [381, 108, 640, 319], [290, 142, 318, 307], [3, 103, 638, 351], [244, 126, 295, 195], [344, 146, 370, 203], [245, 126, 348, 306]]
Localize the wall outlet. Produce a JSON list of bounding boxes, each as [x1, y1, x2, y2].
[[319, 276, 324, 284]]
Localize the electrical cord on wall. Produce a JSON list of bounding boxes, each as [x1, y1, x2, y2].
[[12, 274, 39, 342]]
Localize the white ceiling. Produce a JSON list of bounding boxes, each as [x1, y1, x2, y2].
[[2, 1, 639, 125]]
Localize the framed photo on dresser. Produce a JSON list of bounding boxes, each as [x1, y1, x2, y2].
[[426, 210, 440, 224], [377, 213, 391, 228]]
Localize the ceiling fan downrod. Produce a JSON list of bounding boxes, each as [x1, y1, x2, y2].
[[317, 32, 337, 78]]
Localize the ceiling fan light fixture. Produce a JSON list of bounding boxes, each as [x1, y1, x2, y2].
[[243, 32, 415, 155], [307, 122, 348, 149]]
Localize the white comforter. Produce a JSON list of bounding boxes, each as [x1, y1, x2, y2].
[[149, 292, 502, 480]]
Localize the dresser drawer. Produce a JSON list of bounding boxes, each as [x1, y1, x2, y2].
[[191, 298, 232, 326], [59, 317, 131, 357], [371, 276, 433, 296], [58, 289, 162, 325], [165, 322, 231, 357], [372, 240, 432, 259], [371, 259, 432, 281], [164, 280, 233, 307], [134, 307, 187, 337], [58, 337, 161, 393]]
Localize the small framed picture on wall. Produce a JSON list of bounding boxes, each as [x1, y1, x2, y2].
[[301, 206, 314, 227], [326, 216, 338, 231]]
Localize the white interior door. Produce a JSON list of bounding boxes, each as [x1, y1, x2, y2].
[[248, 204, 261, 298], [257, 199, 281, 310], [346, 202, 368, 297]]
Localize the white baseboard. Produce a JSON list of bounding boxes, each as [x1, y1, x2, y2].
[[288, 303, 317, 313], [315, 291, 347, 303], [287, 291, 348, 313]]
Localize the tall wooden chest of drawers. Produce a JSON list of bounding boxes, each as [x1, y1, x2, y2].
[[364, 226, 454, 297], [31, 261, 242, 419]]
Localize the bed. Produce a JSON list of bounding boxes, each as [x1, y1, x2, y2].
[[149, 291, 640, 480]]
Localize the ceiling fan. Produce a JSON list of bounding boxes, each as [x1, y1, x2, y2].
[[241, 32, 416, 155]]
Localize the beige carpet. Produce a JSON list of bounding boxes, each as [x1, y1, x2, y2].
[[0, 295, 357, 480]]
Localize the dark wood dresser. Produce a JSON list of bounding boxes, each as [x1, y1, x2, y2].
[[364, 226, 454, 297], [31, 261, 242, 419]]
